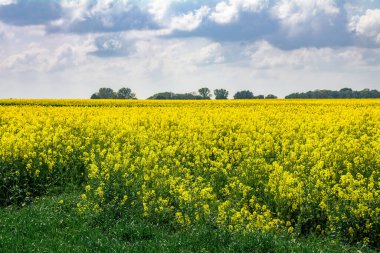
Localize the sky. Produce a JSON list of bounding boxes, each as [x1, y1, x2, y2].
[[0, 0, 380, 99]]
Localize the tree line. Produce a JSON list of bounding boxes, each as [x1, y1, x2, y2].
[[91, 87, 277, 100], [91, 87, 136, 99], [285, 88, 380, 99], [91, 87, 380, 100]]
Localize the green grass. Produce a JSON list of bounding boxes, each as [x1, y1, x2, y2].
[[0, 193, 376, 253]]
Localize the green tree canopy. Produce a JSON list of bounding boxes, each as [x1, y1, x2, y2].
[[91, 87, 137, 99], [233, 90, 254, 99], [265, 94, 278, 99], [117, 87, 136, 99], [198, 87, 212, 99], [97, 88, 116, 99], [148, 92, 203, 100], [214, 89, 229, 99], [285, 88, 380, 99]]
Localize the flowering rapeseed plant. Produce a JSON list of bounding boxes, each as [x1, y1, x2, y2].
[[0, 99, 379, 245]]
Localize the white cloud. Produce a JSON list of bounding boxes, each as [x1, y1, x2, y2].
[[0, 35, 95, 72], [48, 39, 95, 71], [0, 0, 15, 5], [1, 46, 50, 71], [349, 9, 380, 43], [55, 0, 132, 31], [0, 22, 14, 40], [170, 6, 210, 31], [210, 0, 268, 24], [210, 1, 239, 24], [246, 41, 329, 69], [272, 0, 339, 36], [246, 40, 380, 70], [147, 0, 175, 23], [60, 0, 90, 22], [190, 42, 225, 64]]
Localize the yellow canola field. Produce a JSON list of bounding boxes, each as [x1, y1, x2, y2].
[[1, 99, 380, 245]]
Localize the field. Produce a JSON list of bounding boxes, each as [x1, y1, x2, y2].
[[1, 99, 379, 252]]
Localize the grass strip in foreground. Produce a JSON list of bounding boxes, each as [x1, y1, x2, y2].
[[0, 193, 375, 253]]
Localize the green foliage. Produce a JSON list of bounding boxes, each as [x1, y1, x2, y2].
[[285, 88, 380, 99], [91, 87, 136, 99], [0, 159, 84, 207], [198, 87, 212, 99], [214, 89, 229, 99], [117, 87, 136, 99], [233, 90, 254, 99], [265, 94, 278, 99], [0, 193, 375, 253], [148, 92, 204, 100]]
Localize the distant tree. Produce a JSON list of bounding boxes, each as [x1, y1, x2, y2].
[[285, 88, 380, 99], [214, 89, 229, 99], [117, 87, 136, 99], [150, 92, 174, 100], [339, 88, 353, 98], [198, 88, 212, 99], [97, 88, 116, 99], [175, 93, 203, 100], [148, 92, 203, 100], [233, 90, 254, 99], [254, 95, 264, 99], [265, 94, 278, 99], [90, 93, 100, 99]]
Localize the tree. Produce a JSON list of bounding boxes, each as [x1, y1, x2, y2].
[[117, 87, 136, 99], [97, 88, 116, 99], [213, 89, 229, 99], [233, 90, 254, 99], [148, 92, 203, 100], [285, 88, 380, 99], [198, 87, 212, 99], [90, 93, 99, 99], [339, 88, 353, 98], [265, 94, 277, 99]]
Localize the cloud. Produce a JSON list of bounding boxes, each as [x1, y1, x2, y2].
[[245, 39, 380, 70], [0, 0, 15, 5], [167, 0, 356, 50], [0, 22, 13, 40], [0, 36, 95, 72], [209, 0, 268, 24], [170, 6, 210, 31], [0, 1, 62, 26], [169, 9, 278, 43], [48, 0, 159, 33], [349, 8, 380, 44], [89, 34, 130, 57], [272, 0, 340, 35], [189, 42, 225, 64], [1, 0, 378, 51], [147, 0, 176, 22], [1, 45, 50, 71], [268, 0, 354, 49]]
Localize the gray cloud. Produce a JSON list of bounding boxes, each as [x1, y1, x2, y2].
[[167, 1, 360, 50], [48, 5, 159, 34], [169, 10, 278, 42], [1, 0, 379, 51], [0, 1, 62, 26], [270, 2, 354, 50], [89, 35, 131, 57]]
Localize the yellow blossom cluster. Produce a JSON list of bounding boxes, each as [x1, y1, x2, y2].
[[1, 99, 380, 245]]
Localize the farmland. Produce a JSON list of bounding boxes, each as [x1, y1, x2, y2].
[[1, 99, 379, 251]]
